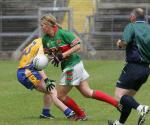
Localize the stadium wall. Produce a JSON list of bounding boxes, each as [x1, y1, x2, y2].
[[0, 50, 125, 60], [83, 50, 125, 60]]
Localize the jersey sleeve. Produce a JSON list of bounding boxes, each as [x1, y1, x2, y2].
[[122, 23, 135, 44], [62, 30, 81, 47]]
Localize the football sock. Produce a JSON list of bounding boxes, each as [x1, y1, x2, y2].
[[64, 108, 72, 117], [92, 90, 118, 107], [62, 96, 86, 117], [119, 105, 132, 123], [120, 95, 140, 110], [42, 108, 50, 116]]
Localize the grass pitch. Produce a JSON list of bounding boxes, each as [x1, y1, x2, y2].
[[0, 60, 150, 125]]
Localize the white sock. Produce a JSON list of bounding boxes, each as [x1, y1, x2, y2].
[[137, 105, 143, 112]]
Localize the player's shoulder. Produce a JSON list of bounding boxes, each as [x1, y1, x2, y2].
[[123, 23, 135, 32], [29, 38, 42, 47], [34, 38, 42, 43], [125, 23, 134, 27], [42, 34, 50, 42], [59, 28, 72, 35]]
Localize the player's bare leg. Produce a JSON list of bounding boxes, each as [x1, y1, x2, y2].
[[57, 85, 73, 101], [34, 80, 54, 118], [77, 80, 118, 107], [57, 85, 87, 120], [108, 87, 150, 125], [39, 94, 55, 119], [114, 88, 136, 101], [50, 88, 68, 111], [43, 94, 53, 111], [35, 80, 75, 119]]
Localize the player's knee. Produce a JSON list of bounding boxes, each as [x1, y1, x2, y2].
[[50, 93, 58, 99], [115, 93, 124, 101], [81, 89, 93, 98], [57, 93, 66, 101]]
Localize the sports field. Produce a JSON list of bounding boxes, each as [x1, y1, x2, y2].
[[0, 60, 150, 125]]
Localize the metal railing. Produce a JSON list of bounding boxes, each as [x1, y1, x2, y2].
[[11, 7, 73, 60], [0, 0, 70, 51], [87, 4, 150, 50]]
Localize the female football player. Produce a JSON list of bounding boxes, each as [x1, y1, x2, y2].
[[40, 14, 119, 120], [17, 37, 75, 119]]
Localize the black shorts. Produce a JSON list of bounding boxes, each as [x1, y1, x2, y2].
[[116, 63, 150, 91]]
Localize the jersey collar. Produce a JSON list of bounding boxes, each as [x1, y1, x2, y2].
[[135, 21, 145, 23]]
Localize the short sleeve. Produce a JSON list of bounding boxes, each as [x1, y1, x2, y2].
[[122, 23, 135, 44]]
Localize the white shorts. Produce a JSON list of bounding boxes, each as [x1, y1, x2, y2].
[[60, 61, 89, 86]]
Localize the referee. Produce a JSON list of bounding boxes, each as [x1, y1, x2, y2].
[[108, 8, 150, 125]]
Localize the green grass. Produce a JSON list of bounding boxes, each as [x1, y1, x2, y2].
[[0, 60, 150, 125]]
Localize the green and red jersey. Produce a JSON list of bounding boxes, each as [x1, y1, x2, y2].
[[42, 28, 81, 70]]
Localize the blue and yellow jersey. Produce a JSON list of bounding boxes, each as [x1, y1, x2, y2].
[[18, 38, 44, 69]]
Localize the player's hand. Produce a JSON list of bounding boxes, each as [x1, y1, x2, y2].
[[44, 48, 51, 55], [51, 53, 63, 67], [116, 39, 122, 48], [116, 39, 126, 48], [44, 78, 55, 92]]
